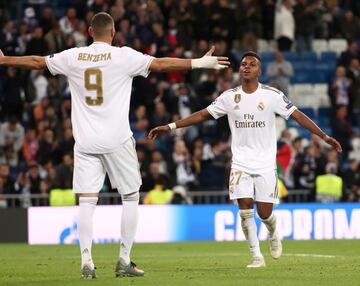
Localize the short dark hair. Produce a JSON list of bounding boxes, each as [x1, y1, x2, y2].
[[240, 51, 261, 63], [90, 12, 114, 37]]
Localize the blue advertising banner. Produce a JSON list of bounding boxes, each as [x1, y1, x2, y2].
[[28, 203, 360, 244]]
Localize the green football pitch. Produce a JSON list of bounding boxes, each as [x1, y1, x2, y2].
[[0, 240, 359, 286]]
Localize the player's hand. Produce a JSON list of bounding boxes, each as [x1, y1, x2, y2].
[[191, 46, 230, 70], [323, 135, 342, 153], [148, 125, 171, 140]]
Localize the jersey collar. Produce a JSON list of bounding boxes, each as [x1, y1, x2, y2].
[[92, 41, 112, 46]]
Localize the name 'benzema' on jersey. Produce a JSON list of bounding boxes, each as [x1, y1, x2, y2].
[[207, 84, 297, 174], [45, 42, 154, 154]]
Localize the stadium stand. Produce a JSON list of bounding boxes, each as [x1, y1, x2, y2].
[[1, 0, 360, 207]]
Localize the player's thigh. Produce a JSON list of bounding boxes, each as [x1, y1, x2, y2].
[[101, 137, 141, 195], [73, 148, 106, 194], [229, 169, 254, 201], [254, 170, 279, 204]]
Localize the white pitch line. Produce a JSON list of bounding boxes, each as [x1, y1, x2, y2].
[[283, 253, 336, 258]]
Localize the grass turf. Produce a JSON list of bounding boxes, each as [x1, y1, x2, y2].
[[0, 240, 359, 286]]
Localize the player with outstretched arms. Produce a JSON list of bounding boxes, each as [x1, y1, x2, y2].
[[148, 51, 342, 268], [0, 12, 230, 279]]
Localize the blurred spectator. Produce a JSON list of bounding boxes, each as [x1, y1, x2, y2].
[[143, 176, 173, 204], [171, 0, 193, 50], [37, 128, 59, 165], [277, 129, 293, 186], [348, 185, 360, 202], [338, 41, 360, 68], [130, 105, 149, 142], [0, 20, 17, 55], [326, 5, 343, 38], [39, 6, 55, 35], [44, 20, 66, 54], [315, 163, 343, 203], [59, 7, 77, 35], [198, 140, 229, 190], [292, 143, 322, 200], [25, 26, 48, 56], [236, 0, 262, 42], [22, 128, 39, 165], [348, 59, 360, 125], [0, 116, 25, 166], [151, 101, 171, 128], [331, 105, 354, 159], [274, 0, 295, 51], [192, 0, 215, 41], [151, 22, 171, 57], [0, 164, 15, 195], [329, 66, 350, 107], [340, 10, 360, 40], [293, 0, 317, 52], [31, 70, 49, 104], [173, 139, 196, 188], [261, 0, 275, 40], [171, 185, 193, 204], [344, 158, 360, 196], [118, 18, 136, 46], [54, 153, 73, 189], [266, 50, 293, 95], [89, 0, 109, 14], [23, 7, 38, 31], [211, 0, 236, 48], [57, 127, 74, 158], [16, 22, 31, 55], [0, 67, 23, 120], [72, 21, 88, 47]]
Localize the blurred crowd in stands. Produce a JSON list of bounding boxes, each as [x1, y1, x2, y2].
[[1, 0, 360, 207]]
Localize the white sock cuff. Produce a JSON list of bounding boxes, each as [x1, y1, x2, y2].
[[122, 192, 140, 202], [79, 197, 98, 206], [240, 209, 254, 219]]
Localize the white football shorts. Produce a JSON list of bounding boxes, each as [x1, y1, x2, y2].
[[73, 137, 141, 194], [229, 169, 279, 204]]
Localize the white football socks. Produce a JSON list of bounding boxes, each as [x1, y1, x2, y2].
[[78, 196, 98, 269], [261, 213, 278, 238], [240, 209, 262, 258], [119, 199, 139, 265]]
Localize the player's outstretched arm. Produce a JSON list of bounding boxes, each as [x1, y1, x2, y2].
[[149, 46, 230, 72], [148, 108, 212, 140], [291, 109, 343, 152], [0, 49, 46, 70]]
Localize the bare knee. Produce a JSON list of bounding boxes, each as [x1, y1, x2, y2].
[[256, 202, 273, 219]]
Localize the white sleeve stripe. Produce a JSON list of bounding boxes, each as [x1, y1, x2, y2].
[[143, 56, 155, 78], [45, 56, 56, 76], [285, 106, 297, 120], [206, 106, 220, 119]]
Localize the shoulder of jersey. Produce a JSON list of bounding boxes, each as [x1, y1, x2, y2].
[[260, 84, 282, 95], [221, 86, 241, 96]]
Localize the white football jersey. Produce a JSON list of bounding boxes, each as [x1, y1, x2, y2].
[[45, 42, 154, 153], [207, 84, 297, 174]]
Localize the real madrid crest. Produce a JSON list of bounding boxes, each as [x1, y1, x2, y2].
[[257, 102, 265, 111], [234, 94, 241, 103]]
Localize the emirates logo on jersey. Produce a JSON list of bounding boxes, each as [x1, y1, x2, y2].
[[257, 102, 265, 111], [234, 94, 241, 103]]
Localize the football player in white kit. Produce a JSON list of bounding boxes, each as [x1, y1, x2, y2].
[[148, 51, 342, 268], [0, 12, 230, 279]]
